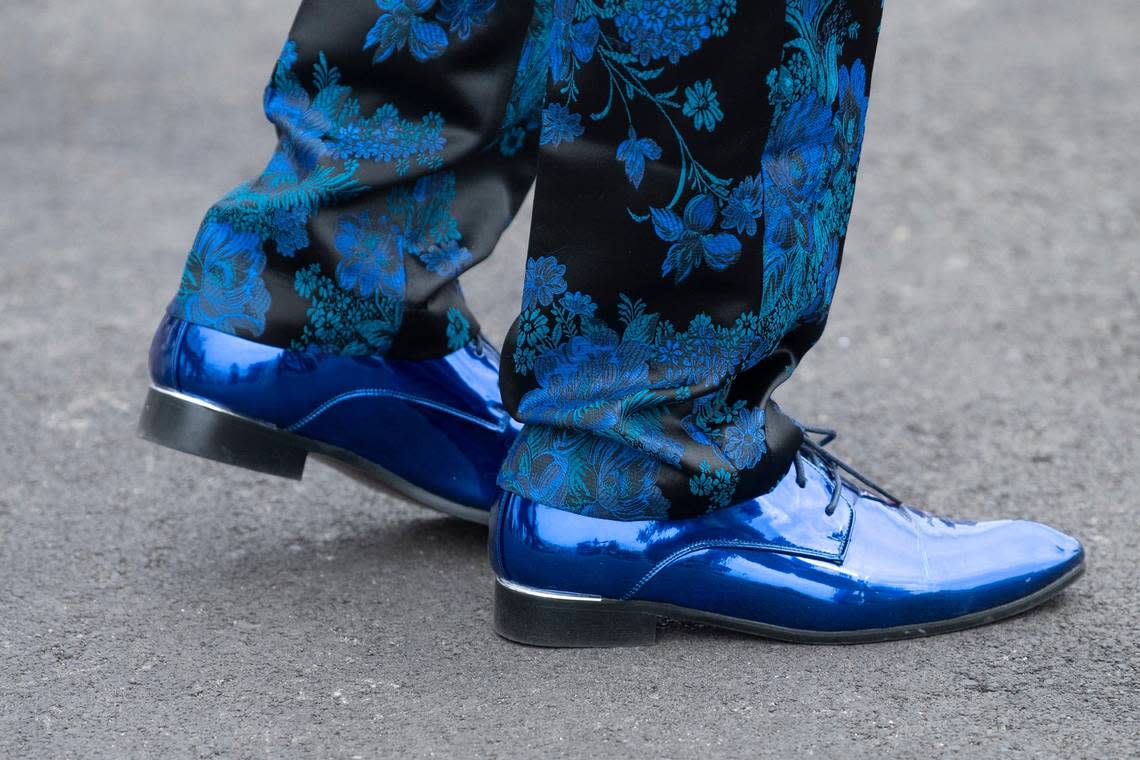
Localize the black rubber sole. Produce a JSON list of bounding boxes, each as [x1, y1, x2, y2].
[[138, 385, 491, 525], [493, 562, 1085, 648]]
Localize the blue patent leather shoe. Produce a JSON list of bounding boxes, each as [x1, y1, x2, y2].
[[490, 427, 1085, 646], [139, 314, 520, 523]]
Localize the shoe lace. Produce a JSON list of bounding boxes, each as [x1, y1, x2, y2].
[[792, 425, 902, 516]]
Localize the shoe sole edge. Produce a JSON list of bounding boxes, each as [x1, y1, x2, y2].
[[138, 385, 491, 525], [493, 562, 1086, 648]]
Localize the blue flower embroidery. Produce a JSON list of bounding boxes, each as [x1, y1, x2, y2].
[[365, 0, 449, 63], [394, 172, 471, 275], [559, 291, 597, 319], [584, 437, 671, 519], [711, 0, 735, 37], [763, 95, 833, 204], [330, 170, 468, 302], [651, 194, 742, 283], [334, 212, 404, 299], [522, 255, 568, 309], [722, 407, 767, 469], [445, 306, 471, 350], [549, 0, 600, 83], [540, 103, 584, 146], [269, 205, 311, 257], [689, 460, 738, 509], [498, 125, 528, 157], [614, 0, 726, 66], [518, 328, 652, 431], [516, 308, 551, 347], [804, 237, 841, 320], [292, 264, 403, 356], [495, 0, 551, 155], [436, 0, 496, 39], [203, 43, 448, 268], [497, 426, 574, 507], [515, 319, 687, 467], [754, 1, 877, 343], [418, 239, 472, 277], [834, 60, 870, 164], [761, 94, 834, 301], [517, 4, 738, 241], [682, 79, 724, 132], [175, 222, 271, 336], [331, 106, 447, 170], [616, 128, 663, 189], [498, 427, 670, 520], [721, 175, 764, 237]]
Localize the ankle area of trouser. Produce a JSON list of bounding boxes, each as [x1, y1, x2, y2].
[[167, 0, 545, 360], [496, 399, 805, 522]]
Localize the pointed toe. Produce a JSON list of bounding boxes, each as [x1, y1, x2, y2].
[[1000, 520, 1085, 592]]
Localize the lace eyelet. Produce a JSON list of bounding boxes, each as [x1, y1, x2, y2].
[[795, 423, 902, 514]]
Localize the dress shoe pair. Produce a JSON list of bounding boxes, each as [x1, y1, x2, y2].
[[141, 316, 1084, 647]]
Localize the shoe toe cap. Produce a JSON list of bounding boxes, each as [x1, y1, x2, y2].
[[824, 503, 1085, 630], [879, 510, 1086, 626], [919, 516, 1084, 591]]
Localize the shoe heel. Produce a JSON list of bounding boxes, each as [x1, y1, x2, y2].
[[493, 579, 658, 648], [138, 386, 307, 480]]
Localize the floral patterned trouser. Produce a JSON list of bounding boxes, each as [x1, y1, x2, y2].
[[170, 0, 884, 520]]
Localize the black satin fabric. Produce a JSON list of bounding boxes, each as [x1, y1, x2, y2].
[[169, 0, 884, 519], [497, 1, 884, 518], [177, 0, 546, 359]]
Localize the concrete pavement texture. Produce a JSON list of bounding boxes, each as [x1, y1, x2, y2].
[[1, 1, 1137, 757]]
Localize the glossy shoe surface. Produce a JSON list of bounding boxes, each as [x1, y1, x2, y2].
[[140, 315, 520, 523], [490, 458, 1084, 646]]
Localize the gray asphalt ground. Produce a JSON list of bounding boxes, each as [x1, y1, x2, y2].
[[2, 1, 1138, 757]]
